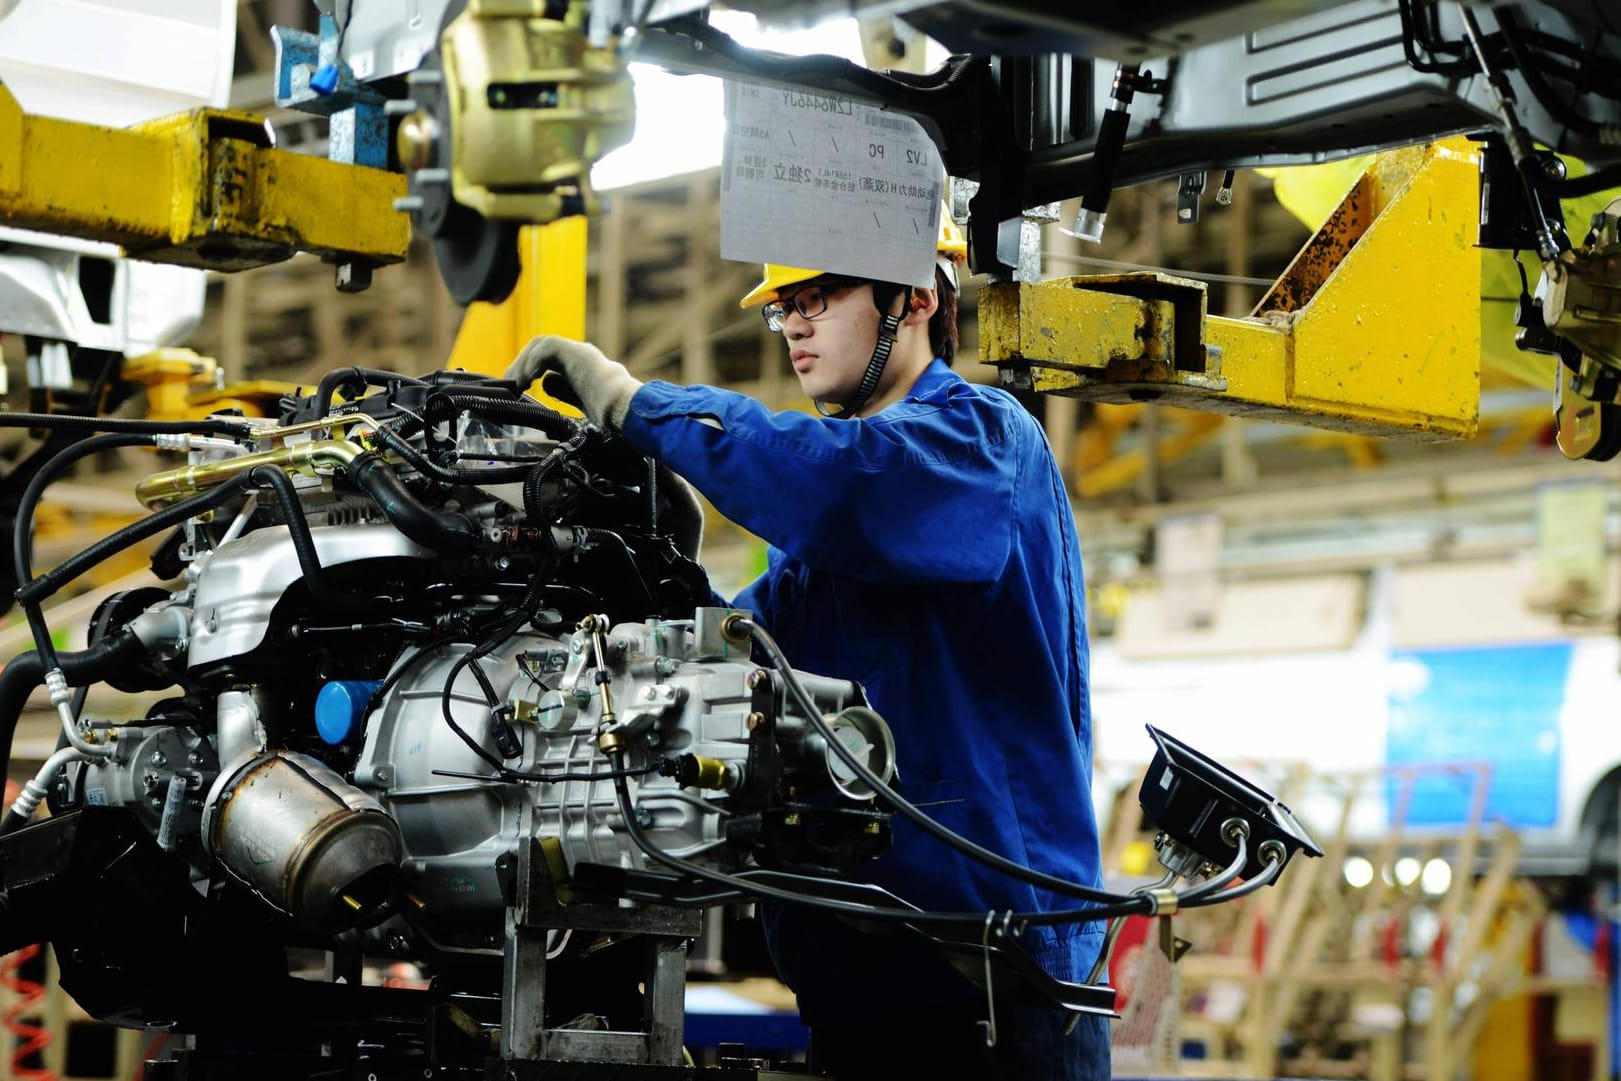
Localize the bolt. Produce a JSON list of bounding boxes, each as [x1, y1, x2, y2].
[[205, 610, 219, 633], [496, 555, 512, 571], [747, 670, 767, 689], [633, 807, 654, 828], [150, 752, 167, 768], [641, 685, 657, 701], [746, 712, 764, 731], [143, 773, 161, 792], [571, 638, 585, 654], [654, 656, 678, 677], [187, 751, 203, 766], [782, 813, 800, 826]]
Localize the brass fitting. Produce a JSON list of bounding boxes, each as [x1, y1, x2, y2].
[[720, 612, 751, 644], [1145, 887, 1179, 917], [136, 439, 362, 508], [688, 755, 728, 791]]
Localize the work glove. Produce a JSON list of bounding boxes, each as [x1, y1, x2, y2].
[[655, 464, 705, 562], [505, 335, 641, 431]]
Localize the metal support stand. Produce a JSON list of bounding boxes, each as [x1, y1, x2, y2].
[[503, 840, 703, 1068]]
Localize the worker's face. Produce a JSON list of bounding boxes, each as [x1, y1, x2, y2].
[[777, 280, 885, 405]]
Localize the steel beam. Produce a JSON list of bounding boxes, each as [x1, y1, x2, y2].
[[982, 138, 1482, 441], [0, 82, 408, 273]]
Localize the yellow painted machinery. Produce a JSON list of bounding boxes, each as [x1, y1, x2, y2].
[[3, 0, 1620, 455], [980, 140, 1483, 444]]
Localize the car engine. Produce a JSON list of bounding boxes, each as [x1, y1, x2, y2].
[[0, 369, 901, 1076], [0, 367, 1317, 1079]]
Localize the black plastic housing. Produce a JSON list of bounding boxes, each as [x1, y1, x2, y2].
[[1138, 725, 1323, 882]]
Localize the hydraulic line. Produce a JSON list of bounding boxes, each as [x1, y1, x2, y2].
[[1176, 823, 1250, 904], [735, 617, 1129, 905], [0, 413, 251, 438], [345, 452, 482, 554], [1066, 63, 1141, 244], [17, 474, 257, 608], [13, 434, 154, 587], [364, 423, 547, 485], [244, 466, 331, 604], [1181, 844, 1287, 908], [0, 632, 144, 786], [523, 430, 591, 526], [416, 391, 579, 441], [1493, 7, 1607, 138], [312, 367, 426, 411], [609, 758, 1148, 929], [15, 432, 194, 668], [2, 745, 89, 834], [1087, 869, 1178, 983], [1459, 4, 1568, 262]]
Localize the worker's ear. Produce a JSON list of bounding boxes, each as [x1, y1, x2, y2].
[[903, 286, 938, 327]]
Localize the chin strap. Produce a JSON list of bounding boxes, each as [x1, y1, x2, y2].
[[814, 290, 909, 420]]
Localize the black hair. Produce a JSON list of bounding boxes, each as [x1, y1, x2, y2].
[[870, 267, 959, 366]]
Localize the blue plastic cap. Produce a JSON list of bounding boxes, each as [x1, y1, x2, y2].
[[309, 63, 342, 96], [316, 679, 384, 745]]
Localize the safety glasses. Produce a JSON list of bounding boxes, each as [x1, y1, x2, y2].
[[760, 278, 862, 333]]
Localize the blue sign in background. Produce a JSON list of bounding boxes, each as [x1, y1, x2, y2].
[[1385, 643, 1571, 827]]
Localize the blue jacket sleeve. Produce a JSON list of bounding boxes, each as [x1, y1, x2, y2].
[[620, 381, 1019, 585], [730, 569, 774, 629]]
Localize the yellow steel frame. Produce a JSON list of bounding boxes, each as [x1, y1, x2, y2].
[[982, 138, 1481, 441], [449, 217, 586, 411], [0, 82, 409, 271]]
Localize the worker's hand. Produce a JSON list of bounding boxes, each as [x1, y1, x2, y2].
[[655, 464, 704, 562], [505, 336, 641, 431]]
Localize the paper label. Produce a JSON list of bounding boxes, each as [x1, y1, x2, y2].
[[720, 79, 942, 287]]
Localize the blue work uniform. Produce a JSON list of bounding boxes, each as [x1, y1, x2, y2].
[[621, 359, 1106, 1031]]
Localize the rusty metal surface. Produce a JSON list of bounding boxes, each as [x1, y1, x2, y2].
[[0, 82, 408, 274]]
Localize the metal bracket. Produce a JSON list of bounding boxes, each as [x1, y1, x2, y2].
[[503, 839, 701, 1068], [0, 82, 407, 275], [981, 138, 1482, 441]]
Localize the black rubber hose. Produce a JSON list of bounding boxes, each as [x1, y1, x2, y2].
[[346, 452, 482, 555], [313, 367, 425, 411], [0, 413, 252, 438], [366, 425, 536, 485], [422, 392, 577, 441], [522, 434, 586, 526], [0, 630, 145, 791], [245, 466, 331, 604], [1561, 165, 1621, 198], [12, 432, 156, 668], [424, 370, 504, 387], [16, 474, 257, 608], [370, 425, 460, 483], [1493, 8, 1602, 137], [14, 433, 154, 587]]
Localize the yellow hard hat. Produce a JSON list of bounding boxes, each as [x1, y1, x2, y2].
[[738, 209, 968, 309]]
